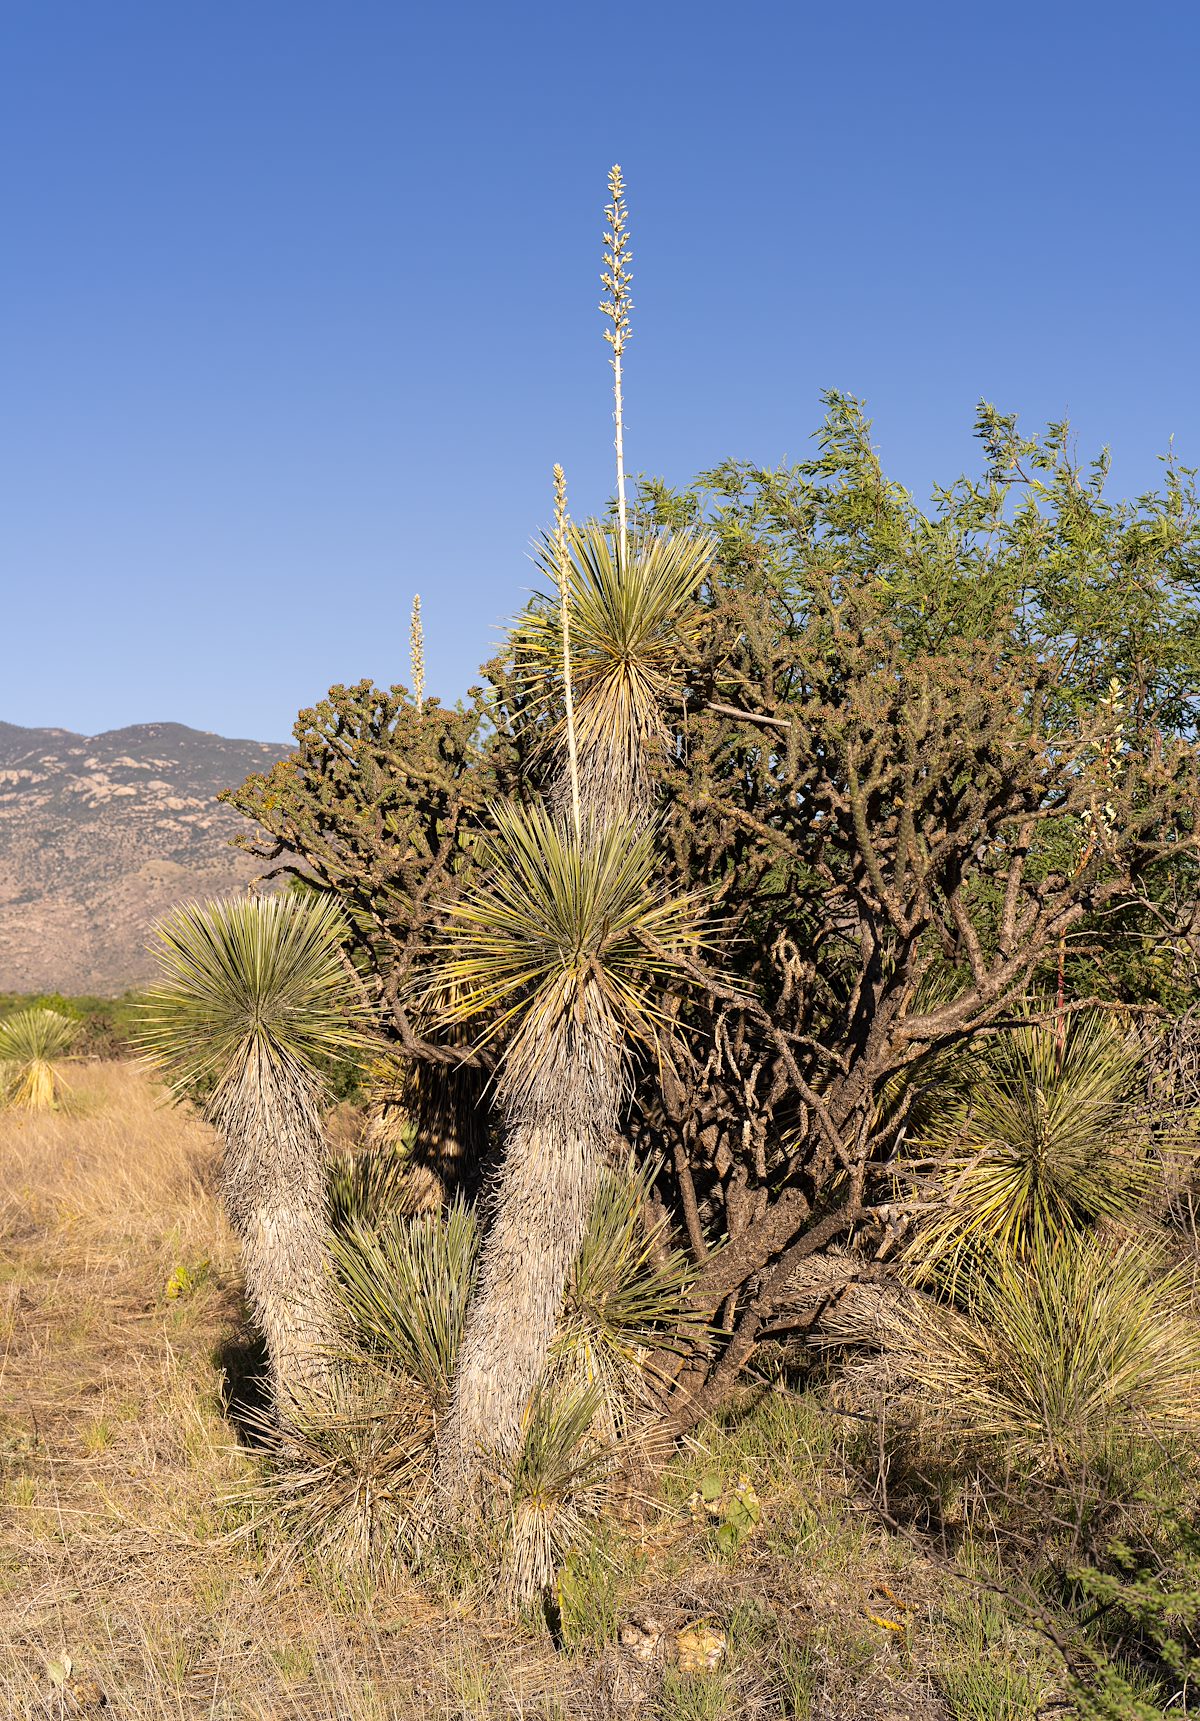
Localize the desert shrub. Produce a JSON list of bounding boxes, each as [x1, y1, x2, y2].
[[886, 1233, 1200, 1483], [903, 1013, 1151, 1290], [1064, 1515, 1200, 1718]]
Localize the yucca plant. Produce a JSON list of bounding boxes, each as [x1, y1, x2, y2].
[[0, 1007, 79, 1110], [498, 1380, 611, 1609], [553, 1157, 699, 1438], [429, 800, 701, 1500], [904, 1012, 1151, 1291], [329, 1199, 480, 1405], [890, 1232, 1200, 1478], [522, 524, 713, 822], [139, 893, 371, 1408], [251, 1369, 434, 1576]]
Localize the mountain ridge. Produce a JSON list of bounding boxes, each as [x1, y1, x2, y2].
[[0, 719, 289, 994]]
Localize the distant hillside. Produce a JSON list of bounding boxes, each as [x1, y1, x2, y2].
[[0, 721, 286, 994]]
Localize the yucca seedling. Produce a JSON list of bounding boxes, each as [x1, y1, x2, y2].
[[429, 800, 702, 1501], [329, 1199, 480, 1406], [498, 1380, 611, 1609], [553, 1158, 699, 1438], [521, 525, 713, 823], [250, 1368, 435, 1578], [326, 1129, 418, 1235], [0, 1007, 79, 1111], [890, 1232, 1200, 1478], [904, 1012, 1151, 1293], [139, 892, 374, 1409]]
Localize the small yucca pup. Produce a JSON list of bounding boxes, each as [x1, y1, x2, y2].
[[140, 893, 370, 1409], [904, 1012, 1149, 1291], [0, 1006, 79, 1110], [888, 1233, 1200, 1477]]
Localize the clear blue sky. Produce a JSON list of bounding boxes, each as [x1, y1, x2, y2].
[[3, 1, 1196, 743]]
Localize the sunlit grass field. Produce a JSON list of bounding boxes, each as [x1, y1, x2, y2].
[[0, 1063, 1061, 1719]]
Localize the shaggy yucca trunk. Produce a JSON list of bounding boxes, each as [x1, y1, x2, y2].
[[436, 1034, 619, 1495], [428, 805, 697, 1506], [141, 894, 369, 1416], [215, 1049, 341, 1401]]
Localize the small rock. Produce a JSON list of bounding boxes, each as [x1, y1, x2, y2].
[[676, 1622, 727, 1674]]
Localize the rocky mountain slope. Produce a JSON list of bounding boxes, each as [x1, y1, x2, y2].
[[0, 721, 286, 994]]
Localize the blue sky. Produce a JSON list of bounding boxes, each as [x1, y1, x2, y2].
[[3, 1, 1197, 743]]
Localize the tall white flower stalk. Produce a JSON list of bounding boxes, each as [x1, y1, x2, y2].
[[601, 164, 633, 560]]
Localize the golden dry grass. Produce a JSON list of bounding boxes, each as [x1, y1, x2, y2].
[[0, 1063, 584, 1719], [0, 1061, 992, 1719]]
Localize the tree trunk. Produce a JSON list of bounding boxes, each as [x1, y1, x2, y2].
[[435, 1039, 618, 1501], [216, 1054, 338, 1410]]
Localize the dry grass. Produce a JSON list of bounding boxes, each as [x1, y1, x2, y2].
[[0, 1060, 1025, 1719], [0, 1063, 578, 1719]]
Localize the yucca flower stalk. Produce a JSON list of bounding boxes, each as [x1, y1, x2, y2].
[[139, 893, 372, 1409], [601, 164, 632, 553], [552, 463, 582, 840], [410, 592, 426, 712], [430, 801, 701, 1500], [0, 1007, 79, 1111]]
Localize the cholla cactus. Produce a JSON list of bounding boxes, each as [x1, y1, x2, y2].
[[600, 164, 633, 553]]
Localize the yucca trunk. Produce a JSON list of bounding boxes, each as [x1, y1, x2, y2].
[[214, 1049, 339, 1406], [436, 1032, 621, 1498]]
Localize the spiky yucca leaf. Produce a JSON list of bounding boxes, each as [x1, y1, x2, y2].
[[249, 1369, 434, 1576], [326, 1129, 419, 1235], [522, 527, 712, 811], [891, 1234, 1200, 1476], [138, 892, 370, 1094], [0, 1007, 79, 1110], [553, 1158, 699, 1435], [328, 1200, 480, 1404], [905, 1013, 1149, 1289], [499, 1380, 611, 1607], [431, 801, 701, 1109]]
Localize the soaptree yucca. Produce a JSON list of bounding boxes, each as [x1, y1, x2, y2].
[[891, 1233, 1200, 1478], [524, 525, 712, 823], [0, 1007, 79, 1110], [140, 892, 370, 1408], [429, 800, 700, 1499], [904, 1013, 1150, 1292]]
